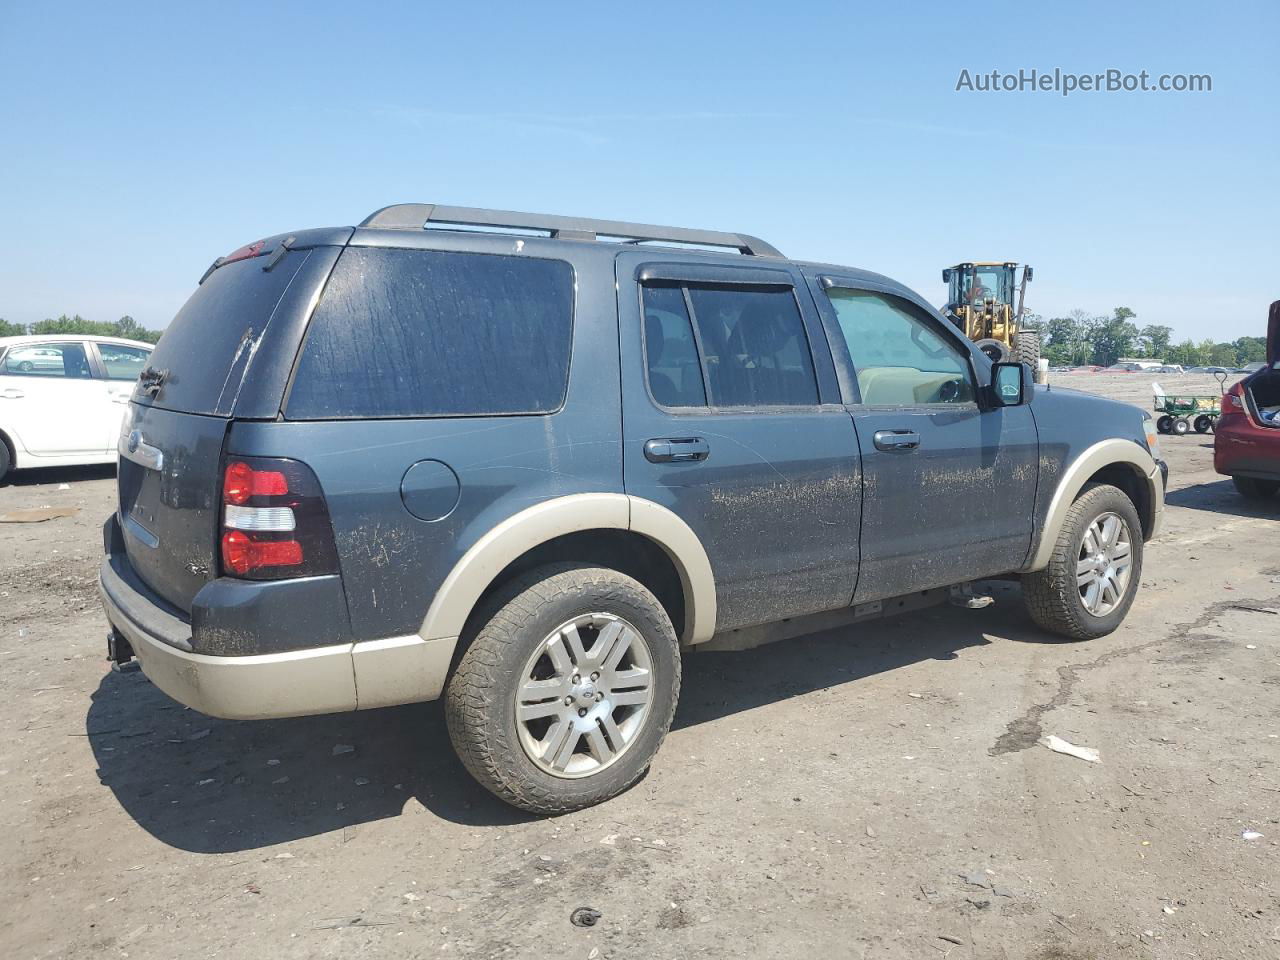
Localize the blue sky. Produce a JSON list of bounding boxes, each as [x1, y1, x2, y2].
[[1, 0, 1276, 341]]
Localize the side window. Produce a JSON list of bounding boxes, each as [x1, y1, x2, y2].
[[288, 248, 574, 419], [98, 344, 152, 381], [826, 289, 975, 405], [1, 342, 93, 379], [685, 286, 819, 407], [641, 286, 707, 407]]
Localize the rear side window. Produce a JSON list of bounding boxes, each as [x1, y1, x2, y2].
[[287, 248, 574, 419], [2, 342, 92, 379], [98, 344, 152, 380]]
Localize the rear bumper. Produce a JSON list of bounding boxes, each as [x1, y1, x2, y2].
[[1215, 417, 1280, 480], [99, 516, 456, 720]]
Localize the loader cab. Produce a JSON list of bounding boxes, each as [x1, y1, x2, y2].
[[943, 262, 1017, 308]]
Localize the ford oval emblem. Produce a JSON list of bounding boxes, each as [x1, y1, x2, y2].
[[127, 429, 142, 454]]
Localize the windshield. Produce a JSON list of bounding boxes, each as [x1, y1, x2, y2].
[[950, 265, 1013, 306]]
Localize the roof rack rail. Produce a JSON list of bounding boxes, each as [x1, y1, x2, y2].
[[358, 203, 784, 259]]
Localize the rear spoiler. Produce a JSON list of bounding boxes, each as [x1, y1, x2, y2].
[[197, 228, 355, 285]]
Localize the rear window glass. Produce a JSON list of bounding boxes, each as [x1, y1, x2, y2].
[[286, 248, 574, 419], [141, 252, 308, 415]]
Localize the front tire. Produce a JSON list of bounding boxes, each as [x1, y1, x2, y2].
[[0, 439, 10, 484], [1013, 329, 1041, 368], [1172, 417, 1191, 435], [1022, 483, 1143, 640], [1194, 415, 1214, 434], [1232, 476, 1279, 499], [445, 563, 681, 814]]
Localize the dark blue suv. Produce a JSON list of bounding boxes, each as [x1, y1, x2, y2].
[[100, 203, 1165, 812]]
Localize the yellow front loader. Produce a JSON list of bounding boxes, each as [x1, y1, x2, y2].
[[941, 262, 1038, 365]]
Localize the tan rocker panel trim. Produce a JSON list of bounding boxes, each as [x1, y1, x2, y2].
[[1025, 438, 1163, 572], [418, 493, 717, 645]]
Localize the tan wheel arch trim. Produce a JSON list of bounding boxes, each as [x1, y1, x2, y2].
[[418, 493, 717, 646], [1025, 438, 1163, 572]]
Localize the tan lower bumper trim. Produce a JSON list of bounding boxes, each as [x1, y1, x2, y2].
[[120, 623, 458, 720], [123, 621, 357, 720]]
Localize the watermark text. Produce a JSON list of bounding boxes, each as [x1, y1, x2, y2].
[[956, 68, 1211, 96]]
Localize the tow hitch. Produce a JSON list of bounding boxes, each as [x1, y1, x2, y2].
[[107, 628, 139, 673]]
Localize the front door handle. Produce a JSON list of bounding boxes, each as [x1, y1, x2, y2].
[[1, 388, 24, 399], [873, 429, 921, 452], [644, 437, 710, 463]]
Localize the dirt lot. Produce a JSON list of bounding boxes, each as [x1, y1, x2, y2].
[[2, 373, 1277, 960]]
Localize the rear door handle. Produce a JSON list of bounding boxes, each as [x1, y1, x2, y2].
[[1, 388, 24, 399], [644, 437, 710, 463], [872, 430, 921, 452]]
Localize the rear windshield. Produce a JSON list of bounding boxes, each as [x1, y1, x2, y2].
[[140, 252, 308, 415], [286, 247, 574, 419]]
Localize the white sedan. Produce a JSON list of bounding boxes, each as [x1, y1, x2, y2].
[[0, 335, 153, 482]]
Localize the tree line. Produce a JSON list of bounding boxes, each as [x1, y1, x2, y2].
[[0, 314, 163, 344], [1036, 307, 1267, 368]]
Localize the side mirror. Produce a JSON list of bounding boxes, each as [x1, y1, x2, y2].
[[990, 361, 1031, 407], [942, 268, 952, 283]]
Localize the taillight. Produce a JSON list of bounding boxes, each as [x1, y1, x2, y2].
[[1221, 386, 1246, 417], [219, 456, 339, 580]]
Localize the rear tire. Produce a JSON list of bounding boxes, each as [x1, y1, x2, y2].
[[1172, 417, 1191, 435], [1022, 483, 1143, 640], [1013, 329, 1041, 368], [1193, 415, 1213, 433], [1156, 415, 1173, 434], [0, 438, 10, 484], [445, 563, 681, 815], [1232, 476, 1279, 499]]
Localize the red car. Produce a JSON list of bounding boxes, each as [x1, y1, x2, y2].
[[1215, 300, 1280, 499]]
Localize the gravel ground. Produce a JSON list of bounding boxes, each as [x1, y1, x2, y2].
[[1, 373, 1277, 960]]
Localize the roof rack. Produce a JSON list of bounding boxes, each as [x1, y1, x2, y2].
[[359, 203, 784, 259]]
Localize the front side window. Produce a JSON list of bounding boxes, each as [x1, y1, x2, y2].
[[98, 344, 152, 380], [1, 342, 92, 379], [826, 289, 974, 405], [288, 248, 575, 419]]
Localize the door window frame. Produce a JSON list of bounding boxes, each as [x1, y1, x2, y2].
[[806, 274, 983, 411], [634, 262, 842, 416]]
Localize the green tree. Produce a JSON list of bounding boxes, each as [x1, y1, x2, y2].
[[1208, 342, 1238, 366], [1086, 308, 1139, 366], [1138, 324, 1173, 359], [1165, 340, 1199, 366], [113, 315, 142, 339], [0, 318, 28, 337], [1232, 336, 1267, 365]]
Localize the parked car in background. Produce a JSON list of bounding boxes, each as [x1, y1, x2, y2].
[[1215, 301, 1280, 499], [1187, 365, 1233, 375], [99, 203, 1167, 813], [1105, 362, 1143, 372], [0, 335, 153, 482], [1155, 365, 1185, 374]]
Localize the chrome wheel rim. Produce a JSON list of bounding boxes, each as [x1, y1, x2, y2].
[[1076, 511, 1133, 617], [514, 613, 654, 779]]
